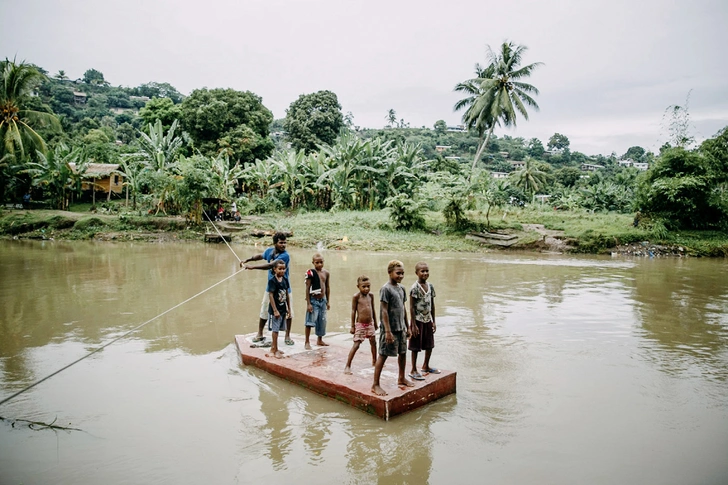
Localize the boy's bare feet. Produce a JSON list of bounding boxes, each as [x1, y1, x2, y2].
[[344, 366, 352, 375], [371, 385, 387, 396], [398, 377, 415, 388], [316, 339, 329, 346], [273, 350, 284, 359], [305, 343, 312, 350]]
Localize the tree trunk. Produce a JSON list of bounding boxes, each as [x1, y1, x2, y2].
[[470, 124, 496, 180]]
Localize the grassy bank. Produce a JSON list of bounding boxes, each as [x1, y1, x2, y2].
[[1, 205, 726, 256]]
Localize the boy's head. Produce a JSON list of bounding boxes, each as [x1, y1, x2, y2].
[[387, 260, 405, 283], [357, 275, 371, 294], [273, 259, 287, 276], [273, 232, 287, 252], [312, 252, 324, 270], [415, 262, 429, 281]]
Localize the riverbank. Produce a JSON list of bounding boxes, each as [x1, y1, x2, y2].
[[1, 207, 726, 257]]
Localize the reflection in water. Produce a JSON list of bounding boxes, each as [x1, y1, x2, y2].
[[257, 383, 293, 471], [343, 413, 433, 484], [2, 241, 728, 484], [632, 258, 728, 382]]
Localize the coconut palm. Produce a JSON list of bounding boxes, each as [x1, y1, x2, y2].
[[55, 70, 68, 81], [511, 158, 547, 196], [454, 42, 542, 176], [1, 58, 60, 161]]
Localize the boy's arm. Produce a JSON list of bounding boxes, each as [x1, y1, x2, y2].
[[243, 258, 279, 271], [325, 270, 330, 310], [370, 294, 378, 329], [269, 291, 279, 317], [305, 276, 313, 313], [240, 252, 263, 267], [350, 294, 358, 334], [409, 291, 419, 338], [380, 301, 394, 343], [431, 290, 436, 333]]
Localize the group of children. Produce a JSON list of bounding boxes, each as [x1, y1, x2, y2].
[[242, 233, 438, 396]]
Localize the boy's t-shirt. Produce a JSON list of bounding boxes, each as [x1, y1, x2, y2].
[[262, 247, 290, 281], [410, 282, 436, 323], [266, 276, 290, 317], [379, 283, 407, 332]]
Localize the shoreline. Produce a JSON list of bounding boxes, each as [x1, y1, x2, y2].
[[1, 209, 726, 258]]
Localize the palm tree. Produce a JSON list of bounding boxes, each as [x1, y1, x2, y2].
[[55, 70, 68, 81], [386, 109, 397, 128], [454, 42, 542, 176], [512, 158, 547, 196], [1, 58, 60, 161]]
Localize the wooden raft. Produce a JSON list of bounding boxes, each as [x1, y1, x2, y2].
[[234, 333, 456, 420]]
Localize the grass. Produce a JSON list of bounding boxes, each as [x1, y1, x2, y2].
[[2, 204, 726, 256]]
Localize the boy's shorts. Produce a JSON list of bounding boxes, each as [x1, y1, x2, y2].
[[378, 329, 407, 357], [408, 320, 435, 352], [259, 289, 294, 320], [268, 314, 287, 333], [305, 297, 327, 337], [353, 322, 376, 342]]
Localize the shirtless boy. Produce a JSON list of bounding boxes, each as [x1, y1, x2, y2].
[[409, 262, 439, 379], [372, 260, 414, 396], [344, 276, 378, 374], [304, 253, 330, 350]]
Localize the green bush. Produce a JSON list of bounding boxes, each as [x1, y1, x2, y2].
[[385, 194, 426, 231]]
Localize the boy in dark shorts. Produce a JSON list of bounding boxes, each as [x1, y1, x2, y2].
[[409, 261, 438, 379], [304, 252, 330, 350], [372, 260, 414, 396], [267, 260, 290, 359], [344, 275, 378, 374]]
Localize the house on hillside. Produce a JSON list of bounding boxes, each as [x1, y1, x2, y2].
[[510, 160, 526, 169], [581, 163, 604, 172], [446, 125, 466, 132], [73, 91, 87, 105], [69, 163, 124, 202], [435, 145, 451, 153], [491, 172, 510, 179]]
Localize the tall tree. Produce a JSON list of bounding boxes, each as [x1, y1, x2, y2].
[[283, 90, 344, 153], [386, 109, 397, 127], [454, 41, 542, 177], [547, 133, 570, 151], [179, 88, 273, 165], [1, 58, 60, 162]]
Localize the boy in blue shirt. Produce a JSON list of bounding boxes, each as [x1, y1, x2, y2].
[[242, 232, 294, 345]]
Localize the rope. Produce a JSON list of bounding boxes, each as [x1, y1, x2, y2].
[[203, 209, 242, 263], [0, 265, 245, 408]]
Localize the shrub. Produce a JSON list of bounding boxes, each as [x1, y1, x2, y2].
[[385, 193, 426, 231]]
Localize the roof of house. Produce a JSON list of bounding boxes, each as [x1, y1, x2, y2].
[[69, 163, 121, 176]]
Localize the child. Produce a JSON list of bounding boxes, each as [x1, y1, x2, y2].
[[267, 260, 291, 358], [344, 276, 378, 374], [304, 253, 330, 350], [408, 262, 439, 379], [372, 260, 414, 396]]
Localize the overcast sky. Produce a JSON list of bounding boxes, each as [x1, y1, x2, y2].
[[3, 0, 727, 155]]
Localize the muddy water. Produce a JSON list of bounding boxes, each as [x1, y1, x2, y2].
[[1, 240, 727, 484]]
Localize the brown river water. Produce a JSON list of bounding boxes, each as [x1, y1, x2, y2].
[[1, 240, 727, 484]]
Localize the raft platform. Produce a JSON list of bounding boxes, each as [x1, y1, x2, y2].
[[234, 333, 456, 420]]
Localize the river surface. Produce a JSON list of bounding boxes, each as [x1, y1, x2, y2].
[[0, 240, 727, 484]]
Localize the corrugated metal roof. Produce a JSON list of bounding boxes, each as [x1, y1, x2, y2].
[[69, 163, 121, 176]]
